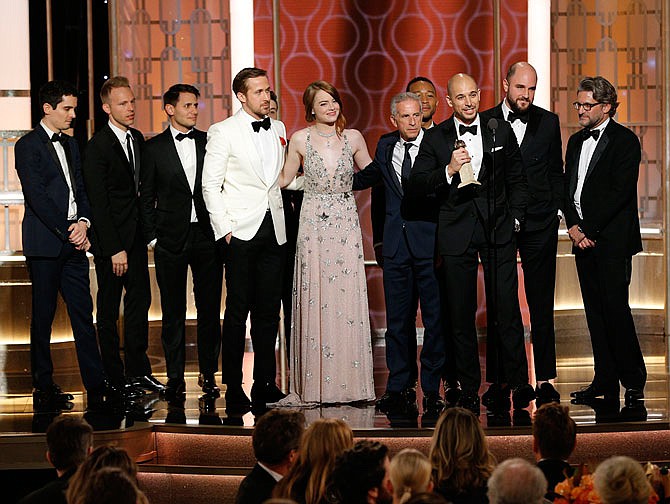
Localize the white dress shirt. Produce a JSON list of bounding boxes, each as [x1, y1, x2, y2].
[[447, 115, 483, 183], [170, 125, 198, 223], [392, 128, 424, 182], [108, 120, 135, 165], [502, 99, 528, 146], [574, 117, 610, 219], [242, 110, 278, 186], [40, 122, 77, 220]]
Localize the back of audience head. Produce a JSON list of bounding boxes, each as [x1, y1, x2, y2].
[[70, 467, 147, 504], [403, 492, 449, 504], [533, 402, 577, 460], [273, 418, 354, 504], [45, 416, 93, 474], [594, 456, 652, 504], [388, 448, 433, 504], [328, 439, 391, 504], [66, 445, 138, 504], [253, 409, 305, 474], [487, 458, 547, 504], [429, 407, 496, 496]]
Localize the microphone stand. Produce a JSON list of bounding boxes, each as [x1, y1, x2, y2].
[[486, 118, 499, 384]]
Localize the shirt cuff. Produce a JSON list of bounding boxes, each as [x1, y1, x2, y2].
[[78, 217, 91, 229], [148, 238, 157, 248], [445, 166, 453, 184]]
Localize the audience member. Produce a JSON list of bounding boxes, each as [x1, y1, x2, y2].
[[236, 409, 306, 504], [69, 467, 148, 504], [388, 448, 433, 504], [404, 493, 449, 504], [593, 456, 653, 504], [487, 458, 547, 504], [273, 418, 354, 504], [532, 402, 576, 494], [429, 407, 496, 504], [18, 416, 93, 504], [66, 446, 138, 504], [328, 440, 391, 504]]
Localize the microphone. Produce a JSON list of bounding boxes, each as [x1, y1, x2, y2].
[[487, 118, 498, 131]]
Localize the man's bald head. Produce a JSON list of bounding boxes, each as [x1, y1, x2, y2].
[[446, 73, 480, 125], [447, 73, 477, 97]]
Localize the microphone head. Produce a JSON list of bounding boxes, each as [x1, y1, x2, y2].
[[487, 118, 499, 130]]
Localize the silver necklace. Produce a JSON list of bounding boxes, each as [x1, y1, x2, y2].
[[314, 127, 336, 147]]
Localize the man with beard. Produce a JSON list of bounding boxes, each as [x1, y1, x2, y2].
[[482, 62, 564, 408]]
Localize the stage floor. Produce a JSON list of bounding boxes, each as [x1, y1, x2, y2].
[[0, 340, 667, 434]]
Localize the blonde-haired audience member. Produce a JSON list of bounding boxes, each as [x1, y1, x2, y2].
[[487, 458, 547, 504], [429, 407, 496, 504], [594, 456, 653, 504], [273, 418, 354, 504], [388, 449, 433, 504]]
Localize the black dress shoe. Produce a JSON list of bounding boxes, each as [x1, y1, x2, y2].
[[512, 384, 536, 409], [482, 383, 511, 411], [123, 383, 144, 399], [624, 388, 644, 405], [250, 382, 286, 404], [444, 382, 462, 405], [128, 375, 166, 393], [87, 381, 123, 409], [33, 384, 74, 408], [376, 391, 408, 413], [422, 392, 446, 417], [198, 373, 221, 397], [535, 382, 561, 405], [225, 385, 252, 410], [570, 383, 619, 402], [456, 390, 480, 416], [164, 380, 186, 403]]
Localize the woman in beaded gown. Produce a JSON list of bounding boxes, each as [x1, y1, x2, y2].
[[277, 81, 375, 404]]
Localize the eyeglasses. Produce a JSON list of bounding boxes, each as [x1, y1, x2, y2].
[[572, 101, 604, 111]]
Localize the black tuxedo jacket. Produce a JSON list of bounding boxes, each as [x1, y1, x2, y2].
[[408, 114, 527, 256], [15, 126, 91, 257], [235, 463, 277, 504], [486, 103, 564, 231], [82, 124, 145, 257], [353, 130, 438, 259], [564, 119, 642, 257], [139, 128, 214, 253]]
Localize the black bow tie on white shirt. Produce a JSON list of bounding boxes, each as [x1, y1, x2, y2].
[[459, 124, 477, 136], [175, 130, 196, 141], [51, 133, 69, 144], [581, 128, 600, 141], [507, 111, 528, 124], [252, 116, 271, 133]]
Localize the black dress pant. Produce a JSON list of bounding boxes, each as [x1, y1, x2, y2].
[[93, 227, 152, 385], [575, 247, 646, 391], [486, 217, 559, 383], [221, 212, 285, 387], [27, 245, 105, 390], [442, 220, 527, 393], [154, 224, 223, 382]]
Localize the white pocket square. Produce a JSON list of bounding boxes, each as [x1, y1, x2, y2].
[[492, 146, 503, 152]]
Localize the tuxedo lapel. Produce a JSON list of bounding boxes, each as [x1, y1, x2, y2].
[[568, 138, 583, 197], [233, 112, 266, 184], [521, 105, 540, 152], [38, 127, 69, 187], [385, 139, 403, 197], [479, 122, 493, 182], [195, 130, 206, 191], [103, 125, 135, 180], [585, 129, 610, 183], [160, 129, 192, 194]]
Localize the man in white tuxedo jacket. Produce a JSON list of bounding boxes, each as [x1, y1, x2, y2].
[[202, 67, 288, 410]]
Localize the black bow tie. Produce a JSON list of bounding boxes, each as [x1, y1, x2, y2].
[[51, 133, 69, 144], [252, 116, 271, 133], [175, 130, 196, 141], [459, 124, 477, 136], [581, 128, 600, 141], [507, 111, 528, 124]]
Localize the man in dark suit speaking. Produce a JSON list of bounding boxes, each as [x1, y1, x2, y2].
[[139, 84, 223, 401], [565, 76, 646, 405], [408, 73, 532, 414], [15, 80, 108, 408], [82, 76, 163, 397], [483, 62, 564, 407]]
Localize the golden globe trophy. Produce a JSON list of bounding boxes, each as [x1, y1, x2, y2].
[[454, 139, 481, 188]]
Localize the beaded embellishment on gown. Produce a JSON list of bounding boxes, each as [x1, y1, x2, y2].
[[277, 129, 375, 405]]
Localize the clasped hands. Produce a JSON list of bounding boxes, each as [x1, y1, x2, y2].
[[568, 224, 595, 249], [68, 221, 90, 252]]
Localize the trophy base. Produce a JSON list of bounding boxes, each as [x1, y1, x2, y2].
[[458, 179, 482, 188]]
